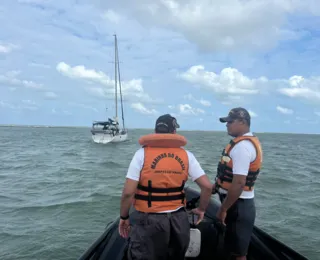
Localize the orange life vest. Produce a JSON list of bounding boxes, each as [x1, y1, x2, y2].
[[215, 135, 262, 192], [134, 133, 189, 213]]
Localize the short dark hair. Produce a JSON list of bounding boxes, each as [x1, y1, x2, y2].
[[155, 114, 180, 133]]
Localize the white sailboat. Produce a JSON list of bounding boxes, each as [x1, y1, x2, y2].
[[91, 34, 128, 144]]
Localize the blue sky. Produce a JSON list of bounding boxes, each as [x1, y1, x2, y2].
[[1, 0, 320, 133]]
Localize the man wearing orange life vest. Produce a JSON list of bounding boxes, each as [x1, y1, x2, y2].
[[118, 114, 212, 260], [212, 107, 263, 260]]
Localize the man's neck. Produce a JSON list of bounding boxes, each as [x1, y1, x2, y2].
[[234, 129, 251, 137]]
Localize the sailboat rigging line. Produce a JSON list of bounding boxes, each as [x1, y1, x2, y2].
[[115, 36, 126, 130], [114, 34, 118, 120]]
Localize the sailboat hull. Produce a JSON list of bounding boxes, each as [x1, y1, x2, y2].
[[111, 133, 128, 142], [91, 131, 128, 144]]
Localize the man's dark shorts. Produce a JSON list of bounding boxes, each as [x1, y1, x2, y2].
[[127, 207, 190, 260], [220, 194, 256, 257]]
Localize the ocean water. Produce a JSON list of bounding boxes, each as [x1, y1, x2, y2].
[[0, 127, 319, 260]]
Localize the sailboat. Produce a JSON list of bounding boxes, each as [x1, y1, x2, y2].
[[90, 34, 128, 144]]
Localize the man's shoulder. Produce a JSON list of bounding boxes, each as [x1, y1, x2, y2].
[[181, 148, 195, 160], [138, 147, 197, 162], [182, 149, 206, 180], [132, 147, 145, 159], [136, 147, 144, 153], [233, 140, 256, 153], [231, 136, 257, 161], [234, 133, 258, 147], [234, 139, 256, 149]]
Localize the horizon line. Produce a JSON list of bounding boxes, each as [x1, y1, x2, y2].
[[0, 124, 319, 135]]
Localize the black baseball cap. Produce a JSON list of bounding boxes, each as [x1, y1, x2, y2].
[[155, 114, 180, 133], [219, 107, 251, 125]]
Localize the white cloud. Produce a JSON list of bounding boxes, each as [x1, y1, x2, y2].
[[0, 101, 16, 110], [184, 93, 211, 107], [178, 104, 205, 116], [0, 71, 42, 89], [21, 99, 38, 110], [22, 99, 36, 105], [220, 95, 243, 105], [45, 92, 58, 99], [0, 100, 38, 111], [102, 9, 122, 24], [276, 105, 294, 114], [2, 0, 320, 133], [199, 99, 211, 107], [278, 75, 320, 102], [62, 110, 72, 115], [131, 103, 158, 115], [165, 104, 205, 116], [56, 62, 114, 86], [295, 116, 308, 121], [56, 62, 160, 104], [105, 0, 318, 52], [86, 87, 112, 99], [178, 65, 267, 103], [18, 0, 49, 3], [248, 110, 258, 117], [179, 65, 265, 94], [68, 102, 98, 113], [0, 43, 19, 54], [29, 62, 51, 69], [179, 65, 320, 105]]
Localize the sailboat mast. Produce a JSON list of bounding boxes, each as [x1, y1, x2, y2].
[[116, 39, 125, 130], [114, 34, 118, 121]]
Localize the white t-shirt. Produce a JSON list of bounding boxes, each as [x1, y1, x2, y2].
[[126, 147, 206, 212], [218, 132, 258, 199]]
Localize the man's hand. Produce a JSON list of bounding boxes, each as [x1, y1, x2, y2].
[[191, 207, 205, 225], [211, 183, 217, 194], [119, 219, 131, 238], [216, 206, 227, 225]]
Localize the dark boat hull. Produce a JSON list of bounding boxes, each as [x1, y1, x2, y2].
[[78, 187, 309, 260]]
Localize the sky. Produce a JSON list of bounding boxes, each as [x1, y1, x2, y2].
[[1, 0, 320, 133]]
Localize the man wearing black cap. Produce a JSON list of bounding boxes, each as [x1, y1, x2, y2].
[[118, 114, 213, 260], [213, 107, 263, 260], [154, 113, 181, 133]]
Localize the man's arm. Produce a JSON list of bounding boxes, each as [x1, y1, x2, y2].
[[220, 143, 252, 211], [120, 178, 139, 217], [194, 175, 212, 211], [119, 149, 144, 218], [187, 151, 212, 211], [220, 175, 246, 211]]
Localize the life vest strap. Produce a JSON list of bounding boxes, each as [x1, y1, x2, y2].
[[134, 193, 185, 202], [217, 162, 260, 190], [217, 163, 260, 178], [218, 172, 259, 182], [135, 180, 186, 208], [137, 181, 185, 193]]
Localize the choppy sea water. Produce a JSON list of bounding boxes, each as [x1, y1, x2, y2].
[[0, 127, 319, 260]]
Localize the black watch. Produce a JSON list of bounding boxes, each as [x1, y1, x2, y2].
[[120, 215, 129, 220]]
